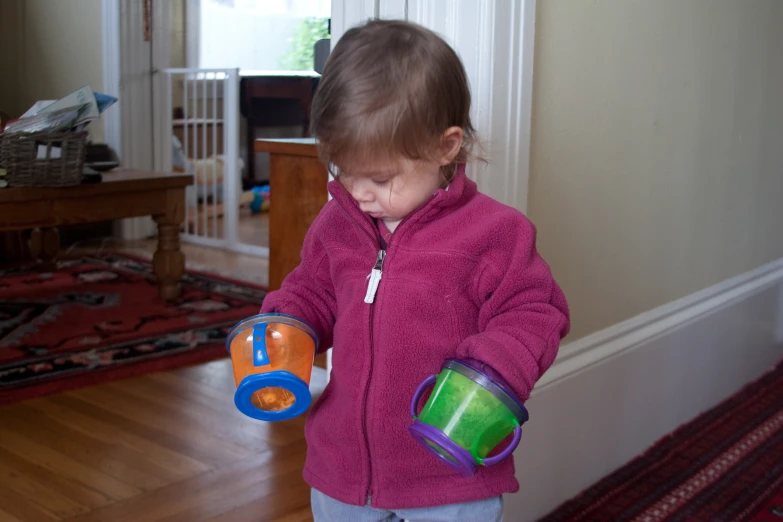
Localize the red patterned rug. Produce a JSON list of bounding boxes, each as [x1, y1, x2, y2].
[[540, 361, 783, 522], [0, 254, 265, 405]]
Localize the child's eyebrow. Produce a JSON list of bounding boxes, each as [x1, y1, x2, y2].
[[353, 169, 394, 178]]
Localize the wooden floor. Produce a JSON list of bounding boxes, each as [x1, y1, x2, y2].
[[187, 208, 270, 251], [0, 360, 326, 522]]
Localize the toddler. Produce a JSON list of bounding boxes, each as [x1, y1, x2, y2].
[[261, 19, 570, 522]]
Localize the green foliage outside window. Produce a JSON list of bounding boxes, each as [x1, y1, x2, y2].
[[280, 17, 329, 71]]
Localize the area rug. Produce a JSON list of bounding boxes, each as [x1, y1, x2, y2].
[[0, 254, 265, 405], [540, 360, 783, 522]]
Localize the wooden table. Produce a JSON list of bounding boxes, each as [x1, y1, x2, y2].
[[241, 71, 320, 188], [256, 139, 328, 368], [0, 170, 193, 300], [254, 138, 327, 290]]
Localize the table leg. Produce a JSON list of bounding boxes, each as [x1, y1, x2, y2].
[[153, 189, 186, 301], [30, 227, 59, 272]]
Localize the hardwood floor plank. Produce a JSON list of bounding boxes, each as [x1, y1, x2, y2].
[[270, 507, 314, 522], [0, 359, 318, 521], [174, 360, 243, 392], [148, 458, 307, 522], [25, 396, 210, 479], [64, 387, 247, 466], [123, 374, 305, 447], [0, 506, 25, 522], [65, 442, 306, 522], [2, 407, 169, 491], [0, 429, 141, 501], [0, 456, 89, 519], [99, 380, 267, 458], [0, 446, 111, 511], [197, 468, 311, 522], [0, 481, 62, 522]]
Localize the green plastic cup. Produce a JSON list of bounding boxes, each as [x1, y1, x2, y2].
[[409, 358, 529, 476]]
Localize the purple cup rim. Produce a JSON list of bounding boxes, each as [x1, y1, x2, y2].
[[442, 358, 529, 424], [408, 420, 477, 477]]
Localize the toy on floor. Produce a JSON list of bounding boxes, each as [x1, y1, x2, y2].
[[239, 185, 269, 213], [171, 134, 246, 203], [409, 358, 529, 477], [226, 313, 318, 421]]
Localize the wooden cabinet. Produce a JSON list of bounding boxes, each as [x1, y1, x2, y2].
[[255, 138, 328, 291], [256, 138, 328, 368]]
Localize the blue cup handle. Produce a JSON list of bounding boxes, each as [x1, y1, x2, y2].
[[410, 374, 437, 419], [252, 323, 270, 366], [479, 425, 522, 467]]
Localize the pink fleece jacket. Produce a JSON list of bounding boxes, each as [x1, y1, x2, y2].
[[260, 166, 570, 509]]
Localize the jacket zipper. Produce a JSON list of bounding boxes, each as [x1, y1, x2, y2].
[[331, 188, 439, 506], [363, 247, 385, 505], [364, 250, 386, 303]]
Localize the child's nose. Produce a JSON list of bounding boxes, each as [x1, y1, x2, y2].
[[353, 182, 375, 203]]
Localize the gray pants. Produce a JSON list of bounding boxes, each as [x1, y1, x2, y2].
[[311, 489, 504, 522]]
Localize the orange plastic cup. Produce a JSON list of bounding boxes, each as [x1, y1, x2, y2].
[[225, 313, 318, 421]]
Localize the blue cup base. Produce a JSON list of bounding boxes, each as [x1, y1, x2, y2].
[[234, 370, 311, 422]]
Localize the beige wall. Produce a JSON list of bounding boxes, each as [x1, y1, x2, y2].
[[529, 0, 783, 340], [0, 0, 104, 140], [0, 1, 23, 118]]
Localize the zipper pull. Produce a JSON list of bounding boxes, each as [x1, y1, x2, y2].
[[364, 250, 386, 304]]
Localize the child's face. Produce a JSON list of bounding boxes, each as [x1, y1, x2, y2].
[[339, 156, 444, 231]]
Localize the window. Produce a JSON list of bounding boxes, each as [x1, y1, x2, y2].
[[188, 0, 330, 72]]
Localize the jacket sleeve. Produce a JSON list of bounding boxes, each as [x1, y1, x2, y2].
[[260, 212, 336, 352], [456, 217, 570, 401]]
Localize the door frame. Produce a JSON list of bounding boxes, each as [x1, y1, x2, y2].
[[101, 0, 121, 158], [327, 0, 537, 375], [104, 0, 537, 227], [330, 0, 536, 213], [102, 0, 170, 240]]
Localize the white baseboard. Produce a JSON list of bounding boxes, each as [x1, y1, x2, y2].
[[506, 258, 783, 521], [536, 257, 783, 394]]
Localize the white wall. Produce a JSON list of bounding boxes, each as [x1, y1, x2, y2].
[[529, 0, 783, 339], [0, 1, 23, 118], [507, 2, 783, 517], [7, 0, 106, 141]]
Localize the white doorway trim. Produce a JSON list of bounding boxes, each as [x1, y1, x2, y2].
[[101, 0, 122, 157], [102, 0, 170, 240], [331, 0, 536, 212], [326, 0, 538, 377], [185, 0, 201, 69]]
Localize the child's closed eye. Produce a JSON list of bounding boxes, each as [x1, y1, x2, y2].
[[372, 178, 390, 186]]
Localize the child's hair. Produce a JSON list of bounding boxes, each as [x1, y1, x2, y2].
[[311, 19, 478, 178]]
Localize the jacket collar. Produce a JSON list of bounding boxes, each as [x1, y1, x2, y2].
[[327, 164, 477, 243]]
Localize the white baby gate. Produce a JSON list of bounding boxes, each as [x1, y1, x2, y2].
[[161, 68, 268, 258]]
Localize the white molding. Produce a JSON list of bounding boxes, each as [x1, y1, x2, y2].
[[331, 0, 377, 47], [536, 257, 783, 394], [776, 283, 783, 343], [152, 0, 171, 173], [101, 0, 122, 156], [115, 0, 157, 240], [516, 0, 536, 212], [185, 0, 200, 69], [379, 0, 407, 19], [510, 269, 783, 519], [406, 0, 536, 212]]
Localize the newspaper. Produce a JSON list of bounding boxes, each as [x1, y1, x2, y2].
[[3, 86, 117, 135]]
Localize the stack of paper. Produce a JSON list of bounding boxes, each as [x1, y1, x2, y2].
[[4, 86, 118, 135]]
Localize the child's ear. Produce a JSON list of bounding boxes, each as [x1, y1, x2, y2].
[[439, 127, 464, 165]]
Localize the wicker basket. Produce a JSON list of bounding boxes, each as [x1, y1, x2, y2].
[[0, 130, 88, 187]]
